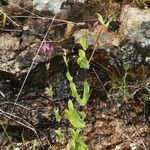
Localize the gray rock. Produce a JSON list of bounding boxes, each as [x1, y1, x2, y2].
[[119, 5, 150, 56], [33, 0, 85, 14]]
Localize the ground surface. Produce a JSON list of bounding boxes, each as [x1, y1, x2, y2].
[[0, 0, 150, 150]]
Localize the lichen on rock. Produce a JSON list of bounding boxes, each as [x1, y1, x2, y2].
[[106, 43, 142, 70]]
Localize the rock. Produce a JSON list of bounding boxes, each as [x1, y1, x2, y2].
[[74, 25, 120, 49], [0, 33, 63, 79], [33, 0, 67, 14], [0, 33, 39, 75], [119, 5, 150, 56], [33, 0, 85, 14]]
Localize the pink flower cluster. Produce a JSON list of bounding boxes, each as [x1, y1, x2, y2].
[[41, 42, 54, 55]]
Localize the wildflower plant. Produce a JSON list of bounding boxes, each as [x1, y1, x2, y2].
[[55, 37, 91, 149], [63, 51, 90, 106], [63, 37, 90, 106]]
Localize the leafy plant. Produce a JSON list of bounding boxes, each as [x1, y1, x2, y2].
[[54, 108, 62, 122], [97, 13, 113, 27], [66, 128, 88, 150], [77, 37, 90, 70], [55, 128, 65, 144], [82, 80, 91, 105], [77, 50, 90, 70], [65, 100, 86, 129], [67, 73, 90, 106], [45, 86, 53, 96], [108, 72, 132, 102], [61, 46, 90, 149], [63, 53, 90, 106], [79, 37, 88, 51]]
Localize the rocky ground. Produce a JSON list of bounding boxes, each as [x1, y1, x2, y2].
[[0, 0, 150, 149]]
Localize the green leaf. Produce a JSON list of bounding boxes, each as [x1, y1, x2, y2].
[[45, 86, 53, 96], [69, 82, 85, 106], [79, 49, 86, 58], [69, 80, 90, 106], [80, 111, 86, 120], [55, 128, 65, 144], [80, 37, 88, 51], [68, 128, 89, 150], [54, 108, 62, 122], [77, 57, 90, 70], [65, 110, 85, 129], [77, 50, 90, 70], [67, 72, 88, 106], [105, 17, 113, 27], [77, 142, 89, 150], [67, 139, 76, 150], [97, 13, 113, 27], [82, 80, 90, 105], [68, 99, 74, 111], [97, 13, 105, 26], [63, 52, 69, 67], [65, 100, 86, 129], [66, 71, 73, 82], [70, 82, 79, 98]]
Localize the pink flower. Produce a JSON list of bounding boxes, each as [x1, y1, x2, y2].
[[41, 42, 54, 54]]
